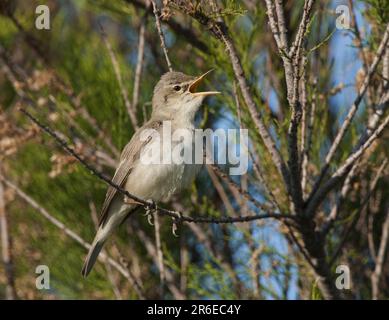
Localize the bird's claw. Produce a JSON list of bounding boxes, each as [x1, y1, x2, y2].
[[171, 212, 182, 237], [147, 212, 154, 226], [144, 199, 157, 226], [172, 223, 178, 237]]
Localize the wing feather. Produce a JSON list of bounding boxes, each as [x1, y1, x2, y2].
[[98, 120, 162, 226]]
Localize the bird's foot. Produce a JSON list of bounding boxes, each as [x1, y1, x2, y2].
[[144, 199, 157, 226], [171, 211, 182, 237]]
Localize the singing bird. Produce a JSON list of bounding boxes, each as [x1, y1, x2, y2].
[[82, 70, 219, 277]]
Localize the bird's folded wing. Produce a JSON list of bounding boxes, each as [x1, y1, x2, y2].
[[98, 120, 163, 226]]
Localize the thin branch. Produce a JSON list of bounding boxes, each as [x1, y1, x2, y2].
[[132, 16, 147, 111], [301, 77, 317, 198], [330, 114, 388, 182], [99, 23, 139, 130], [179, 234, 188, 295], [371, 207, 389, 300], [249, 149, 280, 210], [289, 0, 315, 59], [367, 208, 377, 263], [0, 171, 18, 300], [152, 210, 166, 298], [206, 165, 235, 215], [150, 0, 173, 71], [274, 0, 289, 50], [264, 0, 293, 102], [248, 245, 262, 298], [233, 83, 280, 210], [234, 82, 256, 215], [264, 0, 283, 51], [348, 0, 373, 106]]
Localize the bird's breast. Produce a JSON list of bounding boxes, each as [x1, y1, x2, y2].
[[125, 127, 200, 202]]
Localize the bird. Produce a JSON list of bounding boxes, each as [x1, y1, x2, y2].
[[81, 70, 219, 277]]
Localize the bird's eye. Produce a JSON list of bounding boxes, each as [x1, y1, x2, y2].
[[173, 85, 181, 91]]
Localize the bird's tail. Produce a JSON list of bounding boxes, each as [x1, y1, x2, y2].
[[81, 204, 139, 277], [82, 237, 106, 277]]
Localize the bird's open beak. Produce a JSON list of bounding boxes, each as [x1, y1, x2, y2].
[[188, 69, 220, 96]]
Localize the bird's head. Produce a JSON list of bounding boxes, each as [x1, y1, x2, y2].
[[151, 70, 219, 122]]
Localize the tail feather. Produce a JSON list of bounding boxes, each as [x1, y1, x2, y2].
[[82, 239, 106, 277], [81, 204, 139, 277]]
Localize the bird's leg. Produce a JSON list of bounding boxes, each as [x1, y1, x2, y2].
[[124, 196, 155, 225], [143, 199, 157, 226], [123, 196, 144, 206], [171, 211, 182, 237]]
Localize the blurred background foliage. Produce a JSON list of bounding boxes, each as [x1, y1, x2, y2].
[[0, 0, 388, 299]]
